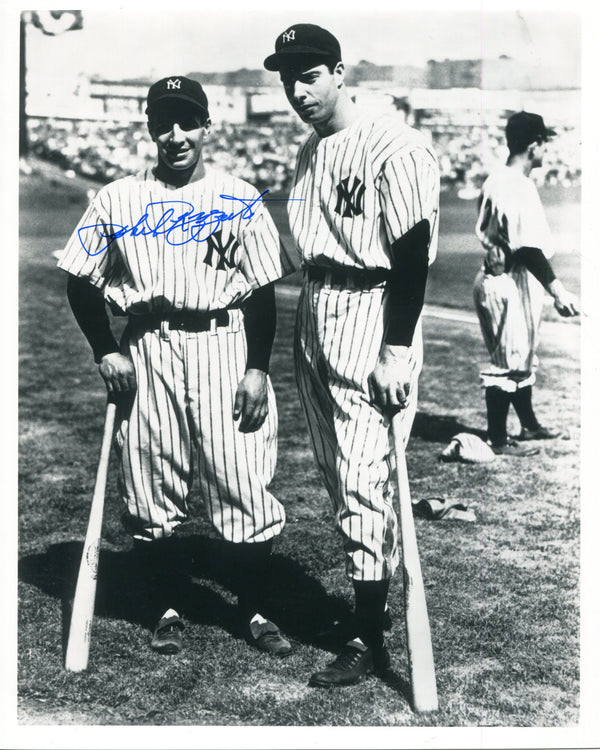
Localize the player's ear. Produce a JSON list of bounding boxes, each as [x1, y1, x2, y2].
[[201, 118, 212, 138], [333, 61, 345, 87], [147, 120, 157, 143]]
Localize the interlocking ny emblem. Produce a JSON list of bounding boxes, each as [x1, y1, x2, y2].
[[203, 230, 240, 270], [166, 78, 181, 90], [334, 176, 366, 218], [282, 29, 295, 43]]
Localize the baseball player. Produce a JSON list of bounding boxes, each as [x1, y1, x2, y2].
[[57, 76, 297, 657], [264, 24, 440, 687], [473, 111, 579, 456]]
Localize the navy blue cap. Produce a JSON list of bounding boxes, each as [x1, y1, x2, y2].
[[146, 76, 209, 117], [506, 111, 556, 153], [264, 23, 341, 71]]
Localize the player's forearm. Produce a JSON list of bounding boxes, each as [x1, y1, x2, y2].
[[66, 274, 119, 364], [243, 283, 276, 373], [511, 246, 556, 290], [384, 219, 431, 346]]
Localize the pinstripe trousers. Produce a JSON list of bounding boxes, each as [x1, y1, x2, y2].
[[294, 277, 422, 582], [473, 265, 546, 391], [115, 309, 285, 543]]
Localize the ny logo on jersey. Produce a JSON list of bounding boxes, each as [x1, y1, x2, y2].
[[334, 176, 366, 218], [166, 78, 181, 90], [203, 230, 240, 271], [282, 29, 295, 43]]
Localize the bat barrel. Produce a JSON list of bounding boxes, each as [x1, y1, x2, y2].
[[64, 400, 116, 672], [392, 413, 439, 713]]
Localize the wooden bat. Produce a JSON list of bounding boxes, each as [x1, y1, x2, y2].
[[391, 412, 438, 712], [65, 399, 117, 672]]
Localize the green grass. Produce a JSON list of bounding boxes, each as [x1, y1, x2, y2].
[[17, 161, 580, 726]]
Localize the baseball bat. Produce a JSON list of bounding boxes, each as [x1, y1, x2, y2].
[[391, 412, 438, 712], [65, 399, 117, 672]]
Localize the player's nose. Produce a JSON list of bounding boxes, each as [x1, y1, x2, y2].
[[291, 81, 308, 102], [169, 123, 186, 142]]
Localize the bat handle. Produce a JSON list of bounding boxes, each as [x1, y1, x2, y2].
[[392, 415, 419, 558]]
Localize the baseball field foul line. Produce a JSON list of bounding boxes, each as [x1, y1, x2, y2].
[[275, 286, 579, 336]]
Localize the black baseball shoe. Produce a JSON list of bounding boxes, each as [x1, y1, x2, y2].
[[247, 614, 292, 657], [488, 439, 540, 457], [516, 425, 562, 441], [308, 639, 391, 688], [150, 609, 184, 654]]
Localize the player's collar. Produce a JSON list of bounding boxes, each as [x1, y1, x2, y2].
[[148, 165, 214, 189]]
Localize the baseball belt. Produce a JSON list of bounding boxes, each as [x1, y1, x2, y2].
[[127, 309, 230, 333], [306, 265, 390, 288]]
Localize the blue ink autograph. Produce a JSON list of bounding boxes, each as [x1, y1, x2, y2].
[[78, 190, 300, 256]]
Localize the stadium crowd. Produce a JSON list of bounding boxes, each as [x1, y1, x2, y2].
[[427, 119, 581, 194], [26, 115, 580, 195]]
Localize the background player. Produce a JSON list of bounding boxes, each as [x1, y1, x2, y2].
[[264, 24, 440, 687], [473, 111, 579, 456], [57, 76, 296, 657]]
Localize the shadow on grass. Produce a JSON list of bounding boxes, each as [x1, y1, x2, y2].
[[412, 412, 486, 443], [380, 668, 413, 710], [18, 535, 354, 656]]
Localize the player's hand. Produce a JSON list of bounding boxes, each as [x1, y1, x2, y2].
[[98, 352, 137, 395], [233, 369, 268, 433], [549, 279, 580, 317], [367, 345, 414, 414]]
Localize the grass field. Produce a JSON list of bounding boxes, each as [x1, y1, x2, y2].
[[17, 161, 581, 728]]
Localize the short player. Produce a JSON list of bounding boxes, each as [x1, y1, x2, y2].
[[473, 111, 579, 456], [264, 24, 440, 686], [57, 76, 297, 657]]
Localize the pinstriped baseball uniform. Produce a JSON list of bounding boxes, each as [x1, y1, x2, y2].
[[473, 166, 554, 391], [288, 114, 440, 581], [58, 167, 297, 542]]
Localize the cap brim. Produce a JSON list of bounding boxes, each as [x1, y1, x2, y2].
[[264, 46, 335, 71], [146, 94, 209, 115], [545, 126, 557, 139]]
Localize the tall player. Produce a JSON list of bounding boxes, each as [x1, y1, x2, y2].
[[473, 111, 579, 455], [57, 76, 297, 657], [264, 24, 440, 687]]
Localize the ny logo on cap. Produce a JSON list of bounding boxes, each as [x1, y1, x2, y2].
[[282, 29, 295, 43], [166, 78, 181, 90]]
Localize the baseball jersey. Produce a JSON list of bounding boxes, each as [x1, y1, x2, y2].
[[290, 113, 439, 581], [288, 113, 439, 269], [57, 167, 298, 314], [475, 166, 555, 260]]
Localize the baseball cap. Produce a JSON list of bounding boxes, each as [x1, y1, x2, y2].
[[145, 76, 209, 117], [263, 23, 341, 71], [505, 111, 557, 153]]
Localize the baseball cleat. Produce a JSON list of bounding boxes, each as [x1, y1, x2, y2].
[[247, 614, 292, 657], [488, 439, 540, 457], [516, 425, 562, 441], [151, 610, 184, 654], [308, 639, 390, 688]]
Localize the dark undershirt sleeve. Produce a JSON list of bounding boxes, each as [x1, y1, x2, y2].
[[66, 274, 119, 364], [510, 246, 556, 289], [243, 283, 276, 373], [384, 219, 431, 346]]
